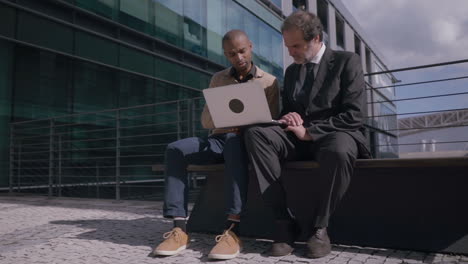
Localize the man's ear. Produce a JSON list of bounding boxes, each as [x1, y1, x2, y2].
[[313, 35, 320, 43]]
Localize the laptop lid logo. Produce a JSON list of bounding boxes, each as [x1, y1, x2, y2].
[[229, 99, 244, 114]]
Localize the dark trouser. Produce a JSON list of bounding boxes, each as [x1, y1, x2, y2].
[[243, 125, 357, 228], [163, 133, 248, 218]]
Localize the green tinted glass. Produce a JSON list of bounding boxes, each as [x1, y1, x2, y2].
[[17, 12, 73, 53], [0, 5, 15, 38], [75, 31, 118, 66], [120, 46, 153, 76]]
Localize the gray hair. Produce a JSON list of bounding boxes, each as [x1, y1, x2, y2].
[[281, 11, 323, 42]]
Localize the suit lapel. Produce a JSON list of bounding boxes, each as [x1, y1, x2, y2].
[[307, 48, 335, 109]]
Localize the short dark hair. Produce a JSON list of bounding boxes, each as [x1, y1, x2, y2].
[[281, 11, 323, 42], [222, 30, 250, 48]]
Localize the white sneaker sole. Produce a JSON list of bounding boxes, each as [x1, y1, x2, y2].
[[153, 245, 187, 256], [208, 250, 240, 260]]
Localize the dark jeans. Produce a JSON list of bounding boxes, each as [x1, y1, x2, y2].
[[163, 133, 248, 218], [243, 125, 358, 228]]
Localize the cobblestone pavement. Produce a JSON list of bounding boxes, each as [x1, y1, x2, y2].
[[0, 195, 467, 264]]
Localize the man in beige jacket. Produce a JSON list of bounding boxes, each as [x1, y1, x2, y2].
[[152, 30, 279, 260]]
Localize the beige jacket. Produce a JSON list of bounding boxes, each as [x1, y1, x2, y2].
[[201, 66, 280, 134]]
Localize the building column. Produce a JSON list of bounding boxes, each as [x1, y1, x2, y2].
[[307, 0, 317, 14], [327, 4, 337, 50], [344, 23, 354, 52]]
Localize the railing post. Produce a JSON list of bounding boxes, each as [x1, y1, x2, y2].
[[48, 119, 55, 198], [96, 162, 100, 199], [115, 110, 120, 201], [58, 135, 62, 197], [189, 99, 196, 137], [187, 99, 193, 137], [17, 141, 22, 192], [9, 125, 14, 194], [176, 100, 181, 140]]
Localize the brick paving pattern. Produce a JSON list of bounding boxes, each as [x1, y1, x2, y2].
[[0, 195, 467, 264]]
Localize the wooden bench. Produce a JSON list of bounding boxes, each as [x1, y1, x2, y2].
[[152, 157, 468, 254]]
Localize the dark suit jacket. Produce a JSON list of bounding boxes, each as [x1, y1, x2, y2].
[[281, 47, 371, 158]]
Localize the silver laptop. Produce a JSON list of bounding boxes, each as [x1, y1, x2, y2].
[[203, 81, 283, 128]]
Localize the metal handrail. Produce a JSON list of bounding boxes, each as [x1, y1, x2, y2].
[[8, 59, 468, 199], [9, 97, 206, 199]]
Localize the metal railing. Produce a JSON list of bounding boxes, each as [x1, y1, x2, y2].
[[364, 58, 468, 158], [7, 59, 468, 199], [8, 98, 207, 200]]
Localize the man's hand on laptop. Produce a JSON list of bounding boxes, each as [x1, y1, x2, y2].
[[280, 113, 313, 141], [280, 112, 303, 127]]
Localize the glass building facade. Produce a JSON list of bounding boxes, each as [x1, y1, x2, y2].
[[0, 0, 284, 188]]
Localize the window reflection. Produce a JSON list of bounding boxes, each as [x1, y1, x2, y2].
[[119, 0, 151, 34], [154, 0, 183, 47], [206, 0, 227, 65], [74, 0, 283, 80], [183, 0, 207, 56]]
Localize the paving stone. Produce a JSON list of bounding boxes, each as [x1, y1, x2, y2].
[[1, 195, 466, 264]]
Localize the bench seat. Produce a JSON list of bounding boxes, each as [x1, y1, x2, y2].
[[152, 157, 468, 254]]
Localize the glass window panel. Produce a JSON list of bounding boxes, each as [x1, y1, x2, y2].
[[244, 10, 259, 51], [271, 0, 282, 8], [372, 60, 395, 100], [335, 14, 345, 49], [73, 61, 117, 113], [0, 5, 15, 38], [244, 17, 262, 74], [155, 58, 182, 84], [179, 87, 202, 99], [354, 35, 361, 55], [235, 0, 282, 30], [154, 0, 183, 47], [206, 0, 226, 65], [257, 23, 273, 73], [155, 0, 183, 15], [76, 0, 116, 19], [271, 31, 283, 67], [75, 31, 118, 66], [120, 46, 154, 76], [271, 31, 284, 82], [155, 81, 200, 103], [183, 0, 206, 27], [118, 0, 152, 34], [13, 47, 71, 120], [317, 0, 328, 33], [226, 1, 243, 31], [75, 12, 116, 38], [0, 40, 13, 117], [155, 81, 180, 102], [259, 23, 273, 62], [16, 0, 73, 22], [182, 67, 210, 90], [119, 72, 155, 108], [365, 47, 372, 83], [183, 0, 207, 56], [0, 40, 13, 187], [17, 12, 73, 54]]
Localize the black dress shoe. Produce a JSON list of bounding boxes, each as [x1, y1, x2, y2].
[[267, 220, 295, 256], [268, 242, 294, 256], [307, 227, 331, 258]]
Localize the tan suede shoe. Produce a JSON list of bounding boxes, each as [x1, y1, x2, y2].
[[208, 225, 242, 260], [152, 227, 189, 256]]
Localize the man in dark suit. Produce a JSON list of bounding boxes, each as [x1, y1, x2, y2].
[[243, 11, 371, 258]]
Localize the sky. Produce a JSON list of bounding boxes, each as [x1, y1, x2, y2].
[[342, 0, 468, 68], [341, 0, 468, 118]]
